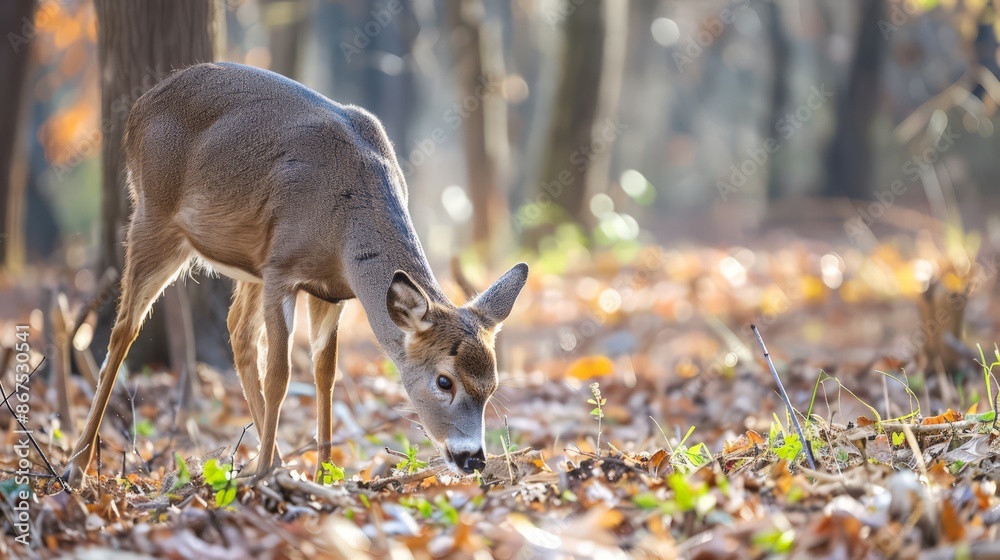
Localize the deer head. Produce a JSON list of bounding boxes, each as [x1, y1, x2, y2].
[[386, 263, 528, 473]]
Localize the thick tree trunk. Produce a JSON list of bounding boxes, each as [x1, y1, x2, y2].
[[0, 0, 36, 269], [528, 0, 627, 241], [95, 1, 215, 275], [822, 0, 886, 199], [92, 0, 231, 382], [445, 0, 509, 264]]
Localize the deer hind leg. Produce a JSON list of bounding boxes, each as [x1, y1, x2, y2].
[[255, 282, 297, 475], [66, 217, 191, 487], [227, 280, 281, 464], [307, 296, 345, 477]]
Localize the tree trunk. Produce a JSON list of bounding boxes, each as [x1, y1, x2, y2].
[[822, 0, 886, 199], [973, 0, 999, 101], [260, 0, 306, 78], [0, 0, 36, 269], [527, 0, 627, 241], [445, 0, 509, 264], [92, 0, 230, 382], [311, 1, 416, 154], [765, 0, 790, 200]]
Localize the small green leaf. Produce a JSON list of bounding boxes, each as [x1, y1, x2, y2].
[[320, 461, 345, 485], [774, 434, 802, 462], [632, 492, 660, 510], [417, 499, 433, 518], [134, 419, 155, 437], [891, 432, 906, 447], [974, 411, 996, 423], [435, 494, 459, 525], [668, 473, 697, 512], [172, 452, 191, 490], [753, 528, 796, 554], [396, 443, 428, 473], [202, 459, 233, 491], [215, 486, 236, 507]]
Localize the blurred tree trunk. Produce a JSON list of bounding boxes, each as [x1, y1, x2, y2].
[[93, 0, 231, 387], [260, 0, 306, 78], [0, 0, 36, 269], [973, 0, 999, 101], [445, 0, 509, 264], [312, 2, 416, 154], [528, 0, 627, 242], [507, 3, 545, 208], [765, 0, 789, 200], [822, 0, 886, 199]]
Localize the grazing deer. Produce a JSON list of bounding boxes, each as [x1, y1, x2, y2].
[[65, 62, 528, 487]]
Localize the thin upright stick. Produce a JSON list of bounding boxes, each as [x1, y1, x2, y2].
[[751, 325, 817, 470]]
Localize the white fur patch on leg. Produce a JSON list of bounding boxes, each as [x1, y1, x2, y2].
[[282, 294, 297, 333], [310, 304, 342, 356]]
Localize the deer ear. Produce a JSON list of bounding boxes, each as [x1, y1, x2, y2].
[[387, 271, 431, 332], [471, 263, 529, 329]]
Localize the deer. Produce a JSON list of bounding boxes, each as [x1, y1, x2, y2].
[[64, 62, 529, 489]]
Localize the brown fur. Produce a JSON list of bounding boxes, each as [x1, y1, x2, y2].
[[65, 63, 528, 485], [408, 306, 498, 402]]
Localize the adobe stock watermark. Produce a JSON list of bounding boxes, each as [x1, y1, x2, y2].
[[717, 84, 833, 201], [398, 74, 503, 175], [9, 325, 35, 546], [512, 116, 628, 232], [673, 0, 752, 74], [340, 0, 404, 63], [52, 66, 173, 182], [878, 0, 924, 40], [6, 0, 71, 54], [844, 127, 960, 243], [542, 0, 588, 25]]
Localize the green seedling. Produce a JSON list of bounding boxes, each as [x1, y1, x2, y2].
[[588, 382, 606, 454], [202, 458, 237, 507]]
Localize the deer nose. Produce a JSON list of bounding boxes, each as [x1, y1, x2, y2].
[[453, 449, 486, 473]]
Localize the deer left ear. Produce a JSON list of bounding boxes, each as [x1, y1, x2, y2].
[[470, 263, 529, 329], [387, 270, 431, 333]]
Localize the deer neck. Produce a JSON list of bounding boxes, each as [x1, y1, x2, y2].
[[343, 204, 448, 362]]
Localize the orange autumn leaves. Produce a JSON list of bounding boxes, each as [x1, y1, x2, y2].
[[854, 408, 963, 428], [567, 355, 615, 380]]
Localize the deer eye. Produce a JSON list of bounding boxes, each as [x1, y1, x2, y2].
[[436, 375, 453, 392]]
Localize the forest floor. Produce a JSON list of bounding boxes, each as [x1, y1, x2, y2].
[[2, 229, 1000, 558]]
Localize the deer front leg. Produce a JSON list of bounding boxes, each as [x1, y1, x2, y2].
[[307, 297, 345, 478], [256, 285, 296, 476]]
